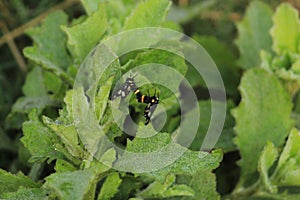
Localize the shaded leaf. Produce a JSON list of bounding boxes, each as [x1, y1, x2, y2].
[[193, 35, 239, 96]]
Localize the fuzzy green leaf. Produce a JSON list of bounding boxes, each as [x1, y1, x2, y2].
[[123, 0, 171, 30], [0, 169, 40, 194], [22, 67, 47, 97], [62, 5, 108, 64], [44, 149, 116, 200], [114, 130, 223, 182], [21, 67, 65, 107], [177, 170, 220, 200], [21, 109, 63, 163], [95, 76, 114, 122], [11, 96, 58, 115], [258, 142, 278, 193], [44, 168, 97, 200], [277, 128, 300, 168], [98, 172, 122, 200], [235, 1, 273, 69], [23, 11, 72, 83], [43, 116, 85, 159], [80, 0, 99, 15], [271, 3, 300, 54], [24, 11, 70, 69], [146, 148, 222, 183], [55, 159, 77, 173], [125, 49, 187, 100], [138, 174, 194, 198], [274, 128, 300, 186], [232, 68, 293, 187], [0, 187, 48, 200]]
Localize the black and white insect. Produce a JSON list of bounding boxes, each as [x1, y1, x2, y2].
[[134, 88, 159, 125], [143, 95, 159, 125], [111, 77, 138, 100], [111, 76, 159, 125]]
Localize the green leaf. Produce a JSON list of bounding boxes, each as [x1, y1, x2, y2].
[[44, 168, 97, 200], [62, 5, 108, 64], [23, 11, 72, 83], [22, 67, 47, 97], [232, 68, 293, 187], [167, 0, 216, 24], [22, 66, 65, 100], [0, 169, 40, 194], [125, 49, 187, 100], [258, 142, 278, 193], [251, 192, 300, 200], [177, 170, 220, 200], [98, 172, 122, 200], [0, 187, 48, 200], [123, 0, 171, 30], [44, 150, 116, 200], [271, 3, 300, 54], [137, 174, 194, 198], [114, 130, 223, 182], [235, 1, 273, 69], [59, 89, 74, 123], [24, 11, 70, 70], [43, 71, 65, 97], [55, 159, 77, 172], [72, 86, 106, 159], [95, 76, 114, 122], [277, 128, 300, 168], [147, 148, 222, 183], [21, 109, 63, 163], [43, 116, 85, 159], [80, 0, 99, 15], [292, 59, 300, 74], [273, 128, 300, 187], [11, 96, 58, 114], [113, 175, 143, 200]]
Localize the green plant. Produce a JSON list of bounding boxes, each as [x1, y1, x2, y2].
[[0, 0, 224, 199], [2, 0, 300, 199]]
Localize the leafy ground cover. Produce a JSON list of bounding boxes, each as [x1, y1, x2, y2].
[[1, 0, 300, 199]]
